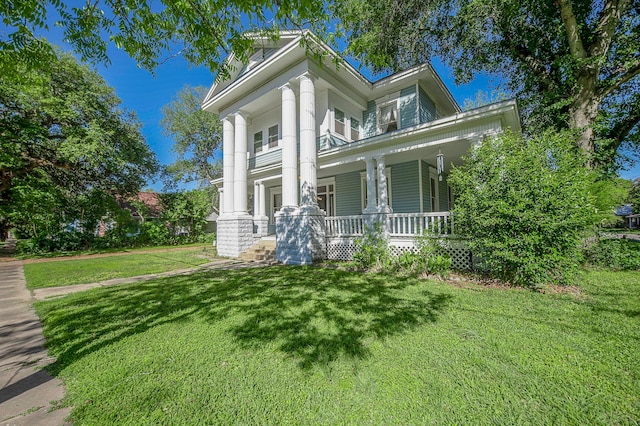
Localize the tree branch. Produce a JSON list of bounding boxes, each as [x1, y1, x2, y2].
[[600, 59, 640, 98], [605, 107, 640, 151], [589, 0, 631, 58], [554, 0, 587, 59]]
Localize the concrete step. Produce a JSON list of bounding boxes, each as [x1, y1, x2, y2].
[[239, 239, 277, 262]]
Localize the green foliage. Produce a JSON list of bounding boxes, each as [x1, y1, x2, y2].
[[160, 85, 222, 188], [0, 45, 158, 238], [353, 225, 451, 276], [159, 188, 213, 239], [352, 223, 392, 271], [589, 177, 633, 226], [336, 0, 640, 169], [628, 178, 640, 214], [583, 238, 640, 271], [448, 130, 599, 286]]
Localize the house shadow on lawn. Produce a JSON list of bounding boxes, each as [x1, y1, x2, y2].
[[39, 266, 451, 371]]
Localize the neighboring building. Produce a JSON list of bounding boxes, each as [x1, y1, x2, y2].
[[203, 31, 521, 265]]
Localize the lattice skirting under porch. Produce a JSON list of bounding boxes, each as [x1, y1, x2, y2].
[[325, 237, 473, 270]]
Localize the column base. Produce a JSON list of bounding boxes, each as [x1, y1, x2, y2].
[[253, 216, 269, 236], [216, 216, 255, 258], [275, 207, 326, 265]]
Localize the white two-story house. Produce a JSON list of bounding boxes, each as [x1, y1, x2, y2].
[[203, 31, 520, 266]]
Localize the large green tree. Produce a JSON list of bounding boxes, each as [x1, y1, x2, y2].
[[0, 0, 327, 80], [160, 85, 222, 187], [0, 46, 158, 236], [336, 0, 640, 169]]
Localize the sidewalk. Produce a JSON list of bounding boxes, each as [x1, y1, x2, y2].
[[0, 261, 71, 425]]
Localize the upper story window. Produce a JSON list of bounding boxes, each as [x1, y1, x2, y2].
[[254, 131, 263, 153], [379, 103, 398, 133], [268, 125, 279, 148], [334, 109, 345, 136], [331, 107, 361, 142], [350, 118, 360, 140]]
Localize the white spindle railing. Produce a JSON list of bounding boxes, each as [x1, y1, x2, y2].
[[388, 212, 453, 236], [324, 212, 453, 238], [325, 215, 365, 236]]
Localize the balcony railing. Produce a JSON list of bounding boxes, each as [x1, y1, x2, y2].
[[325, 212, 453, 238]]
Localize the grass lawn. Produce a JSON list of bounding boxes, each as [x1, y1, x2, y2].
[[34, 267, 640, 424], [24, 249, 213, 289], [15, 242, 213, 260]]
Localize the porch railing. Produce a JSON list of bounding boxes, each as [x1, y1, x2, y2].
[[325, 212, 453, 238], [325, 215, 365, 237], [388, 212, 453, 236]]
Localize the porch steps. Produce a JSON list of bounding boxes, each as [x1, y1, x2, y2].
[[239, 239, 277, 262]]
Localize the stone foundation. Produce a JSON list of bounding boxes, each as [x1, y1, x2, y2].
[[216, 215, 255, 257], [276, 207, 326, 265]]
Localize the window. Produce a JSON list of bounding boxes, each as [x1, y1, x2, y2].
[[350, 118, 360, 141], [334, 109, 345, 136], [430, 177, 439, 211], [268, 125, 278, 148], [317, 179, 336, 216], [253, 131, 263, 154], [379, 103, 398, 133], [448, 186, 454, 209]]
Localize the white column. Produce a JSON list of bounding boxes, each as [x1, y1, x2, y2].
[[364, 157, 377, 213], [281, 84, 298, 209], [259, 182, 266, 217], [222, 117, 235, 216], [218, 188, 224, 215], [233, 112, 249, 215], [376, 155, 390, 212], [299, 73, 318, 208], [253, 182, 260, 219]]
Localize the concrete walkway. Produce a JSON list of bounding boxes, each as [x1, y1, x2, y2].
[[32, 258, 261, 301], [0, 261, 71, 426]]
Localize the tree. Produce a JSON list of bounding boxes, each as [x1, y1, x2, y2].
[[447, 130, 598, 286], [0, 0, 328, 81], [0, 45, 159, 236], [160, 189, 213, 238], [629, 178, 640, 214], [336, 0, 640, 169], [160, 85, 222, 187]]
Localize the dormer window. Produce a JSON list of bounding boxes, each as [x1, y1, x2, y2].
[[379, 103, 398, 133]]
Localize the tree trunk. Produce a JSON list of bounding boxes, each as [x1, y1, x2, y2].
[[569, 73, 600, 164]]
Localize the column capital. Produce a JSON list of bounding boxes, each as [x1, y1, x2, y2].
[[297, 71, 318, 83], [279, 82, 295, 91], [233, 110, 249, 120]]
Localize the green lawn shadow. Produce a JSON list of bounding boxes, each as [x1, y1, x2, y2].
[[38, 266, 451, 371]]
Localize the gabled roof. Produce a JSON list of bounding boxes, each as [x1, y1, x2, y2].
[[202, 30, 461, 115]]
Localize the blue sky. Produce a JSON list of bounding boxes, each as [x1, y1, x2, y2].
[[30, 17, 640, 186]]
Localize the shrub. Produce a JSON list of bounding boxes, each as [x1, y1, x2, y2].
[[448, 130, 598, 286], [352, 223, 392, 271], [583, 238, 640, 270]]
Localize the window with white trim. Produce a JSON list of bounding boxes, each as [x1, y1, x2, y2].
[[334, 108, 345, 136], [268, 125, 278, 148], [350, 117, 360, 140], [253, 131, 263, 154]]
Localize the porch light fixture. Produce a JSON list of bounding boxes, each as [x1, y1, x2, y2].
[[436, 150, 445, 181]]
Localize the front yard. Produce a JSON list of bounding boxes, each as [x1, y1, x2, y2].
[[23, 247, 214, 289], [33, 265, 640, 424]]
